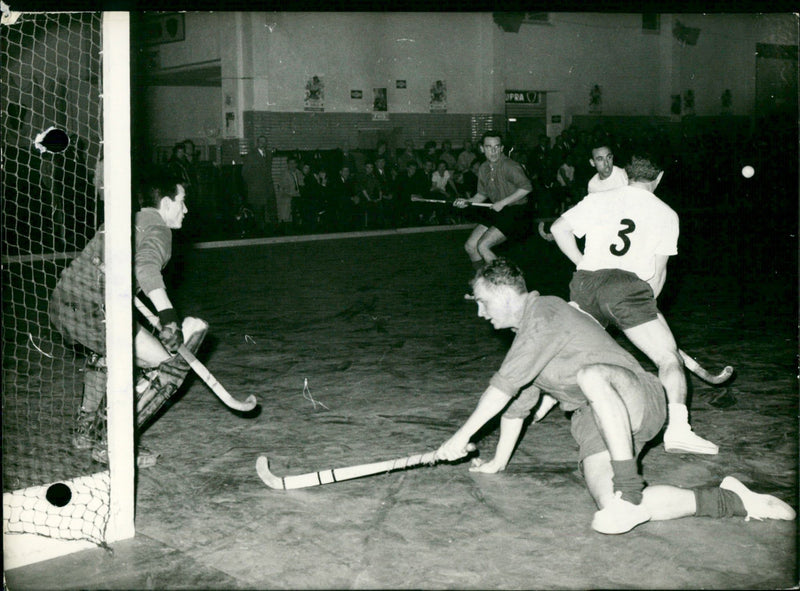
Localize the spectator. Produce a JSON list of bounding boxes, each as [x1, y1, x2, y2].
[[277, 156, 301, 233], [396, 140, 421, 172], [241, 135, 277, 234], [457, 138, 477, 173], [375, 156, 396, 227], [458, 159, 480, 199], [358, 162, 382, 229], [332, 165, 360, 231], [315, 168, 335, 232], [167, 143, 191, 195], [431, 160, 459, 199], [295, 162, 319, 233], [375, 140, 395, 172], [439, 139, 457, 171], [335, 141, 359, 176], [182, 139, 200, 195], [423, 141, 440, 165], [396, 160, 430, 226]]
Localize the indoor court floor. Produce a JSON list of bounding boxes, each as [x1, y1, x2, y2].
[[6, 224, 798, 589]]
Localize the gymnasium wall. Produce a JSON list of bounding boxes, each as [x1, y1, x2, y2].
[[141, 12, 798, 153]]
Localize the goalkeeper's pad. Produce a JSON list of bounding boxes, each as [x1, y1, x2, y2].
[[137, 318, 208, 428]]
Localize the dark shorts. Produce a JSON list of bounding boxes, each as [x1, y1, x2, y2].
[[570, 371, 666, 461], [49, 286, 106, 353], [469, 204, 532, 241], [569, 269, 659, 330]]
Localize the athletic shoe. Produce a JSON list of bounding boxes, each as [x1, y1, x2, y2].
[[663, 424, 719, 455], [91, 442, 160, 468], [591, 491, 651, 534], [720, 476, 796, 522], [71, 408, 99, 450]]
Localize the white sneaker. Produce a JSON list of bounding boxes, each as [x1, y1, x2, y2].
[[591, 491, 651, 534], [720, 476, 796, 522], [664, 424, 719, 455]]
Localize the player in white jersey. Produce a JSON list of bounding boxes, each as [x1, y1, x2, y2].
[[549, 154, 718, 455], [587, 144, 628, 193]]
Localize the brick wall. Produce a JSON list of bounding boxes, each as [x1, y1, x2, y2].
[[242, 111, 504, 153]]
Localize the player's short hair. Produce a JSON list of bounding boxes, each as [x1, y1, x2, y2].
[[138, 175, 184, 209], [625, 154, 662, 182], [471, 257, 527, 295], [480, 130, 504, 146]]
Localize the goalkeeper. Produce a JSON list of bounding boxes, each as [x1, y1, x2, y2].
[[49, 175, 207, 468]]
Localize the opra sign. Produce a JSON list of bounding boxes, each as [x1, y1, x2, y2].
[[505, 90, 541, 104]]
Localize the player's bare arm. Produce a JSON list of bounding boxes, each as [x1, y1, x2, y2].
[[436, 385, 511, 461], [145, 287, 173, 313], [454, 192, 488, 208], [550, 217, 584, 267], [492, 187, 531, 212], [647, 254, 670, 298], [469, 416, 525, 473]]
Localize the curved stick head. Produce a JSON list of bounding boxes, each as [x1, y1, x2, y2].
[[712, 366, 735, 385], [234, 395, 258, 412], [256, 456, 285, 489]]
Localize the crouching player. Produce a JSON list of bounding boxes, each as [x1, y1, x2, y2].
[[436, 259, 795, 534], [49, 176, 206, 468]]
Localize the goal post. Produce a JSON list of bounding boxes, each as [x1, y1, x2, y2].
[[103, 9, 135, 546], [2, 10, 134, 569]]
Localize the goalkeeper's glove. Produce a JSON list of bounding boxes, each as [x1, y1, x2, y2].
[[157, 308, 183, 353]]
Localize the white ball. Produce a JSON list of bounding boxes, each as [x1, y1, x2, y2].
[[741, 165, 755, 178]]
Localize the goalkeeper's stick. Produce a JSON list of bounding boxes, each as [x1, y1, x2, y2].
[[257, 444, 477, 490], [134, 297, 258, 412], [679, 350, 734, 385], [410, 196, 492, 207]]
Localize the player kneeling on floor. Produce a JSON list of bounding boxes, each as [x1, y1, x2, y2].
[[436, 258, 795, 534]]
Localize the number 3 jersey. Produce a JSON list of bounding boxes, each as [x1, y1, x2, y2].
[[561, 185, 679, 282]]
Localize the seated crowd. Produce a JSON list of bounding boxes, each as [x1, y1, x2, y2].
[[205, 116, 786, 239], [253, 138, 485, 235]]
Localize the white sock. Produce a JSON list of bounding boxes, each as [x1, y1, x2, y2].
[[668, 403, 690, 428]]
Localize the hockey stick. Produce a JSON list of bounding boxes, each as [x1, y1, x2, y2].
[[134, 297, 258, 412], [537, 218, 556, 242], [257, 444, 477, 490], [679, 349, 734, 385], [410, 196, 492, 208]]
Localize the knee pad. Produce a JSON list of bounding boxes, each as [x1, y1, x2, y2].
[[81, 354, 107, 411]]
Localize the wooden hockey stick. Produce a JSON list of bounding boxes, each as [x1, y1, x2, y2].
[[410, 196, 493, 207], [134, 297, 258, 412], [257, 444, 477, 490], [679, 350, 734, 385], [537, 219, 556, 242]]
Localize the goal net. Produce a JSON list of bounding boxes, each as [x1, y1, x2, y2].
[[2, 9, 133, 563]]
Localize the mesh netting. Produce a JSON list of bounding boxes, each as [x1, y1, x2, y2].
[[2, 10, 110, 547]]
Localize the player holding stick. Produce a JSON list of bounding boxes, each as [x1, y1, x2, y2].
[[535, 143, 730, 428], [49, 175, 208, 467], [436, 259, 795, 534], [453, 130, 533, 270], [548, 153, 718, 455]]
